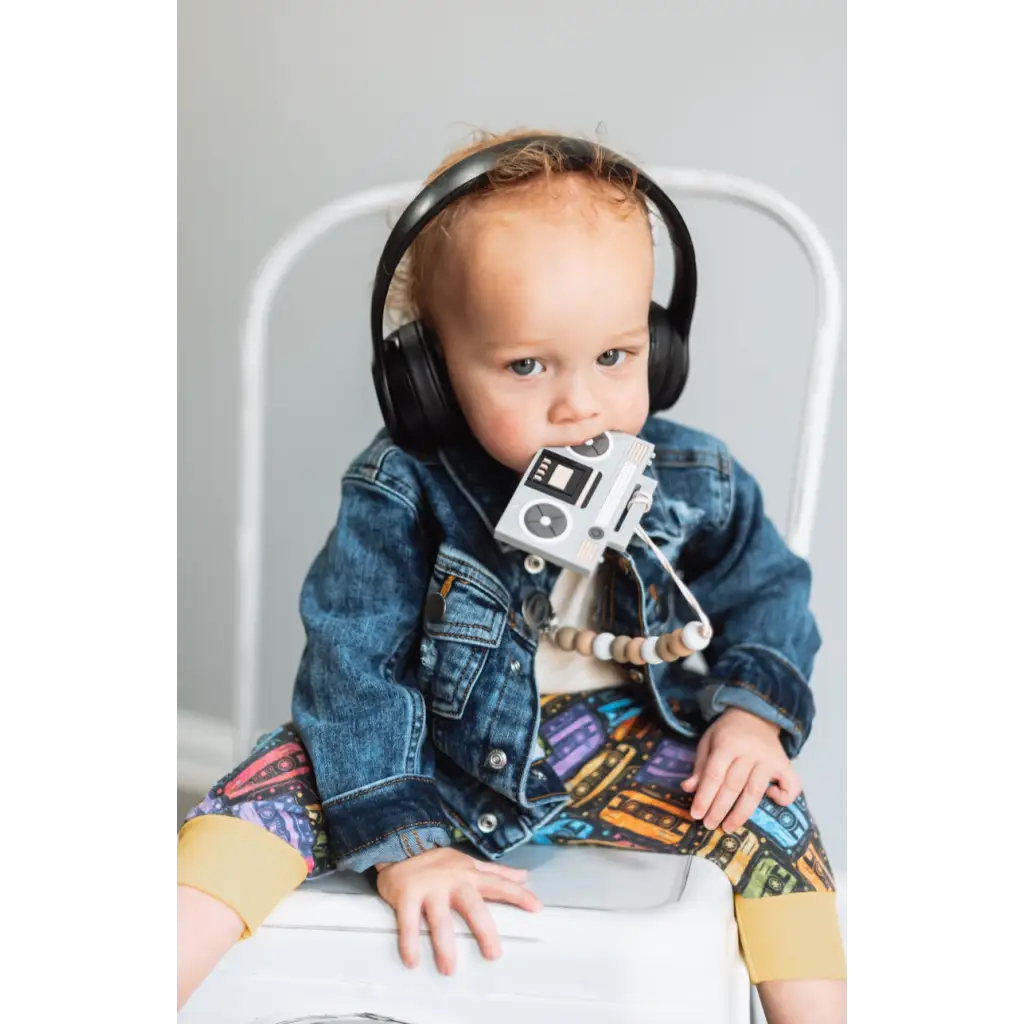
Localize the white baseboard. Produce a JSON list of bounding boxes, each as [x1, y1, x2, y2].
[[178, 709, 235, 793]]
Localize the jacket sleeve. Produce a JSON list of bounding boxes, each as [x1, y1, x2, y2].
[[686, 455, 821, 757], [291, 459, 453, 873]]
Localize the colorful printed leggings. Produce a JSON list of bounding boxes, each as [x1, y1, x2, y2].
[[185, 687, 836, 900]]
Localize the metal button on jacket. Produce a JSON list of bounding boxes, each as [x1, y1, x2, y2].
[[477, 813, 499, 834], [486, 749, 508, 771]]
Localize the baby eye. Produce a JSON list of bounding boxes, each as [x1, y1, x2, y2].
[[597, 349, 627, 368], [509, 358, 544, 377]]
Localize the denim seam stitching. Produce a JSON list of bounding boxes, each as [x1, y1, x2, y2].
[[435, 553, 510, 608], [338, 822, 452, 858], [323, 775, 439, 808]]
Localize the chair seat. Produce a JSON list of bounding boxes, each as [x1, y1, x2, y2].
[[181, 847, 751, 1024]]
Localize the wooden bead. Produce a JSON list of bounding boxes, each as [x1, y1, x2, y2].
[[681, 621, 712, 652], [611, 635, 632, 662], [655, 633, 682, 662], [665, 629, 694, 659], [640, 636, 663, 664], [555, 626, 578, 651], [626, 636, 647, 665], [575, 629, 597, 656]]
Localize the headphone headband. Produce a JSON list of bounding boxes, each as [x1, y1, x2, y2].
[[371, 135, 696, 366]]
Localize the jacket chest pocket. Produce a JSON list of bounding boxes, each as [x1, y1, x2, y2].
[[419, 542, 509, 720]]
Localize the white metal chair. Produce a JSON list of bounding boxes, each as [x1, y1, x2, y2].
[[190, 168, 842, 1024]]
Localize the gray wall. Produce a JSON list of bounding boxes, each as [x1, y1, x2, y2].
[[179, 0, 846, 867]]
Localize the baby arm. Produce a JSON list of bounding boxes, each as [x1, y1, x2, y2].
[[177, 885, 244, 1010], [292, 454, 456, 874], [681, 452, 821, 826]]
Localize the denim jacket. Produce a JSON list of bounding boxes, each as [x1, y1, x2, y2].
[[292, 416, 821, 873]]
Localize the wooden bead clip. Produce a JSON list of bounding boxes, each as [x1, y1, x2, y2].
[[539, 493, 714, 668], [549, 620, 711, 667]]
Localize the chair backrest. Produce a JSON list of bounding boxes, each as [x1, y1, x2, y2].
[[231, 171, 843, 760]]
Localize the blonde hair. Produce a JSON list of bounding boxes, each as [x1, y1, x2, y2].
[[386, 128, 650, 328]]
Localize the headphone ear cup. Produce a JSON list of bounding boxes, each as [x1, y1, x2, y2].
[[374, 320, 460, 450], [647, 301, 690, 412]]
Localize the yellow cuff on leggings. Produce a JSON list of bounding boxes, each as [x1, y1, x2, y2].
[[735, 892, 846, 982], [177, 815, 309, 939]]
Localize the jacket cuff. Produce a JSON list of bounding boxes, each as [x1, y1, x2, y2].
[[703, 645, 816, 756], [322, 775, 454, 874]]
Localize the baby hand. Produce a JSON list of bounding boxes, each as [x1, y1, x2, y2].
[[682, 707, 801, 833], [375, 846, 542, 975]]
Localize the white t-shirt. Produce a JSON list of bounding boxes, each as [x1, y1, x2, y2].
[[534, 567, 630, 695]]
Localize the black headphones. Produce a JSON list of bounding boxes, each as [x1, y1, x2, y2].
[[371, 135, 697, 452]]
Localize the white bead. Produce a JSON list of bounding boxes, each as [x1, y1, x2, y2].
[[640, 636, 663, 664], [682, 621, 712, 652], [592, 632, 615, 660]]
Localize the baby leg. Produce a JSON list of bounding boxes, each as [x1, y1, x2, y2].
[[177, 724, 328, 1008]]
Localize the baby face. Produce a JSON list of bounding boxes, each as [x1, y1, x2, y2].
[[432, 178, 654, 474]]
